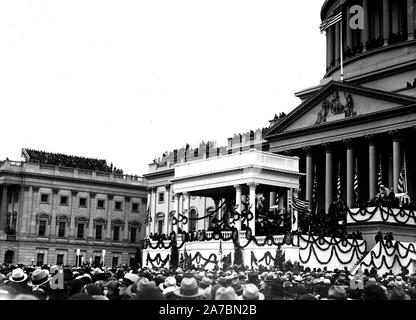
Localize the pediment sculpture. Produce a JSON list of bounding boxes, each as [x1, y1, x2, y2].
[[316, 91, 356, 125]]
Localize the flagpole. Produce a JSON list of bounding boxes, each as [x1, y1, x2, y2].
[[340, 19, 344, 82], [404, 151, 408, 194]]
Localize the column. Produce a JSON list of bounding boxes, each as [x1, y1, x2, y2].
[[344, 139, 354, 207], [292, 189, 299, 232], [324, 143, 333, 213], [20, 186, 31, 236], [69, 191, 77, 238], [183, 192, 190, 233], [17, 185, 25, 236], [408, 0, 415, 40], [328, 26, 335, 66], [164, 185, 170, 235], [363, 0, 370, 50], [346, 4, 353, 49], [391, 130, 401, 193], [145, 190, 151, 237], [174, 193, 180, 234], [29, 187, 40, 236], [0, 185, 8, 231], [106, 195, 113, 240], [335, 22, 340, 63], [383, 0, 391, 45], [367, 135, 377, 199], [304, 147, 313, 207], [50, 189, 59, 239], [87, 193, 96, 239], [269, 192, 276, 209], [123, 197, 130, 241], [248, 183, 258, 235], [234, 185, 242, 231]]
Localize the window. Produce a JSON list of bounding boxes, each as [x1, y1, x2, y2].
[[77, 224, 85, 239], [115, 201, 122, 210], [130, 227, 137, 242], [112, 257, 119, 266], [97, 200, 105, 209], [40, 194, 49, 203], [60, 196, 68, 205], [158, 192, 164, 203], [132, 203, 139, 212], [37, 253, 44, 266], [113, 226, 120, 241], [58, 222, 66, 238], [38, 220, 47, 236], [129, 258, 135, 267], [95, 225, 103, 240], [56, 254, 64, 265], [157, 220, 163, 235], [79, 198, 87, 207], [94, 256, 101, 266]]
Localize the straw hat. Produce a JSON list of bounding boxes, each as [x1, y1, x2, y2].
[[9, 268, 28, 283], [28, 269, 51, 287], [174, 277, 205, 298]]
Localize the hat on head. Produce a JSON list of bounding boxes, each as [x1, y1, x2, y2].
[[159, 276, 177, 291], [199, 277, 212, 289], [328, 285, 347, 300], [122, 273, 139, 286], [217, 277, 227, 286], [9, 268, 28, 283], [84, 283, 103, 296], [231, 279, 244, 294], [174, 277, 205, 298], [28, 269, 51, 287], [242, 284, 264, 300], [215, 287, 239, 300]]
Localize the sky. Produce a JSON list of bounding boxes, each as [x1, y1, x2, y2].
[[0, 0, 326, 176]]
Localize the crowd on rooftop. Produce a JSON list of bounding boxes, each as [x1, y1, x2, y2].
[[0, 262, 414, 300]]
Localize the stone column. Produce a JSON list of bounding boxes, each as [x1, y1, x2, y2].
[[408, 0, 415, 40], [269, 192, 276, 209], [363, 0, 370, 51], [335, 22, 340, 63], [164, 185, 170, 235], [69, 191, 77, 238], [0, 185, 8, 231], [324, 143, 333, 213], [17, 185, 25, 236], [344, 139, 354, 207], [383, 0, 391, 45], [20, 186, 31, 236], [391, 130, 401, 193], [30, 187, 40, 236], [248, 183, 258, 235], [87, 193, 96, 240], [50, 188, 59, 239], [346, 5, 353, 50], [304, 147, 313, 207], [234, 185, 242, 231], [328, 26, 335, 66], [183, 192, 190, 233], [367, 135, 377, 199], [123, 197, 130, 241], [145, 191, 151, 237], [106, 195, 113, 240]]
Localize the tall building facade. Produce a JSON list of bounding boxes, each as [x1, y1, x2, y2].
[[0, 149, 148, 266]]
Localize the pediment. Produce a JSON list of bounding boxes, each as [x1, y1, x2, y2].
[[265, 81, 416, 137]]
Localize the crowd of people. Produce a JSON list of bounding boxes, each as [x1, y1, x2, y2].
[[23, 149, 123, 174], [0, 263, 414, 300]]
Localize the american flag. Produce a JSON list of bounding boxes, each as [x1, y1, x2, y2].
[[354, 158, 359, 204], [312, 165, 318, 210], [378, 156, 383, 188], [320, 11, 342, 32], [337, 162, 341, 202], [291, 196, 311, 214], [144, 203, 151, 226], [398, 153, 407, 193]]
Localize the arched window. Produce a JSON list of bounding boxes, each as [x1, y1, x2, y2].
[[190, 208, 198, 232]]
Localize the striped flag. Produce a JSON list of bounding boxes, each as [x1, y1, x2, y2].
[[398, 153, 407, 193], [320, 12, 342, 32], [354, 158, 359, 204], [337, 162, 342, 202], [144, 204, 151, 226], [312, 165, 318, 210], [378, 156, 383, 188], [291, 196, 311, 214]]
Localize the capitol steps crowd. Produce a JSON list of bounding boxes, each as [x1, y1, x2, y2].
[[0, 263, 415, 300]]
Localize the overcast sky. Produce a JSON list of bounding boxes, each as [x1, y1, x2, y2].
[[0, 0, 325, 176]]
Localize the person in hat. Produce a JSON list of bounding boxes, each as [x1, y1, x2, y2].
[[327, 285, 347, 300], [119, 273, 139, 300], [6, 268, 31, 295], [231, 279, 244, 298], [132, 282, 166, 300], [105, 280, 121, 300], [242, 283, 264, 300], [159, 276, 178, 300], [267, 278, 284, 300], [215, 287, 239, 300], [174, 277, 205, 300], [28, 269, 52, 300]]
